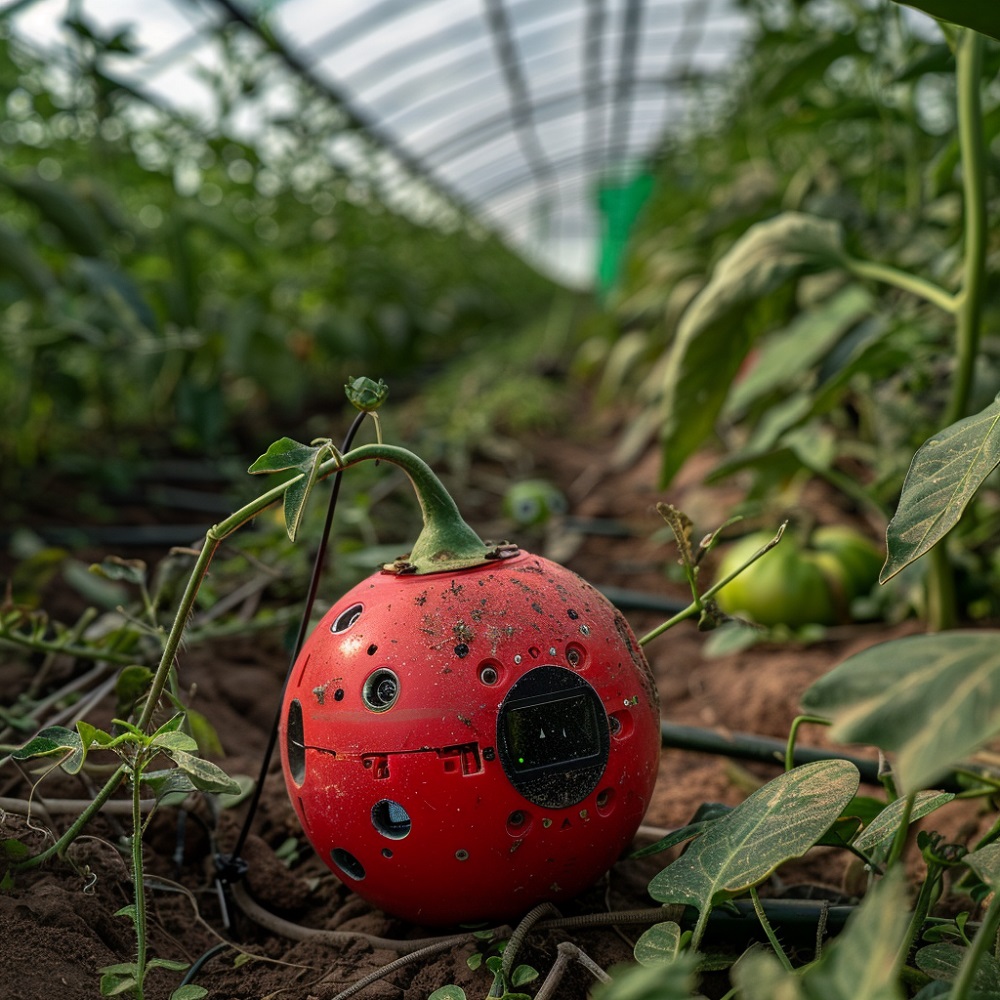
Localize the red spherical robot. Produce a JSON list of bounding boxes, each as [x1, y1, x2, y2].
[[277, 445, 661, 926]]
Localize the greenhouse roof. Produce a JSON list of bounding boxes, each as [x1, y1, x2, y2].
[[2, 0, 752, 287]]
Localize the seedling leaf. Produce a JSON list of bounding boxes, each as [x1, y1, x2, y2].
[[163, 748, 242, 794], [648, 760, 858, 936], [12, 725, 87, 774], [801, 631, 1000, 793], [916, 942, 1000, 996], [882, 395, 1000, 583], [854, 791, 954, 854], [634, 920, 683, 967], [428, 989, 466, 1000]]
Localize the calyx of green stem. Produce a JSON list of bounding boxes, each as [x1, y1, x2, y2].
[[250, 438, 517, 574]]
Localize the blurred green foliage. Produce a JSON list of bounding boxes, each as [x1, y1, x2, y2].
[[0, 16, 559, 516], [600, 0, 1000, 517]]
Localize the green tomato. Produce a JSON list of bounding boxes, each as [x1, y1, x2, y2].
[[503, 479, 567, 527], [714, 526, 883, 629]]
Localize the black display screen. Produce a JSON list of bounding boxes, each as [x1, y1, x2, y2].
[[503, 693, 602, 771]]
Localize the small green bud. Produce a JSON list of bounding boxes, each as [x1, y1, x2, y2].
[[345, 376, 389, 412]]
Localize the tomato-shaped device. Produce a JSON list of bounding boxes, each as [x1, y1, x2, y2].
[[279, 547, 660, 925]]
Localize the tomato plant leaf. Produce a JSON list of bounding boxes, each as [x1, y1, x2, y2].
[[163, 748, 242, 795], [634, 920, 683, 967], [801, 631, 1000, 792], [11, 725, 88, 773], [648, 760, 858, 939], [733, 868, 908, 1000], [853, 791, 954, 855], [881, 395, 1000, 583], [247, 436, 316, 475], [916, 942, 1000, 996], [248, 436, 335, 541], [964, 842, 1000, 889], [428, 989, 467, 1000], [659, 212, 845, 487]]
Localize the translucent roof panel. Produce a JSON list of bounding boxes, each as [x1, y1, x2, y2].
[[2, 0, 753, 287]]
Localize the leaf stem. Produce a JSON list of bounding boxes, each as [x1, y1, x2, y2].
[[640, 523, 785, 646], [842, 257, 957, 315], [750, 886, 794, 972]]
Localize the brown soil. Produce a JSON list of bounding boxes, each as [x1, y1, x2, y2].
[[0, 423, 981, 1000]]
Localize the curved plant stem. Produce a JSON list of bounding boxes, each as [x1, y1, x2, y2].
[[639, 524, 786, 645], [784, 716, 831, 772], [842, 257, 957, 314], [750, 886, 794, 972]]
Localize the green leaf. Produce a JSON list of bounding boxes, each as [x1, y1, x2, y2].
[[724, 284, 873, 418], [629, 816, 720, 859], [428, 988, 466, 1000], [916, 942, 1000, 997], [151, 730, 199, 754], [11, 725, 87, 774], [854, 791, 955, 854], [964, 842, 1000, 889], [733, 868, 909, 1000], [634, 920, 683, 967], [248, 436, 319, 475], [510, 965, 538, 987], [170, 987, 209, 1000], [90, 556, 147, 587], [882, 395, 1000, 583], [659, 212, 846, 486], [592, 955, 699, 1000], [140, 768, 197, 805], [648, 760, 859, 931], [887, 0, 1000, 41], [248, 436, 334, 541], [99, 971, 138, 997], [114, 665, 154, 713], [801, 631, 1000, 792], [164, 749, 242, 795]]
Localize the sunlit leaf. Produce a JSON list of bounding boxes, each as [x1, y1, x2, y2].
[[882, 395, 1000, 582], [802, 631, 1000, 792]]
